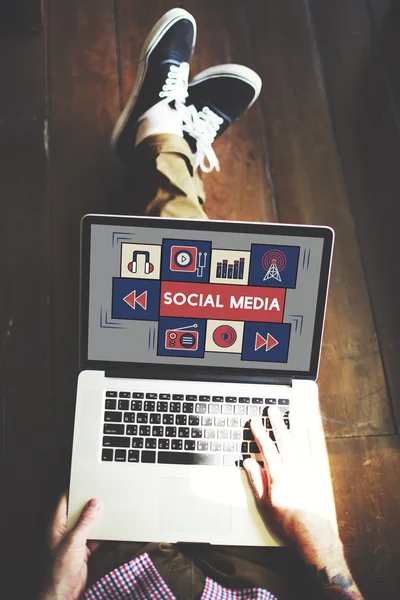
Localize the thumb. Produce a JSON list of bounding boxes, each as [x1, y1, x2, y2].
[[70, 499, 102, 547], [243, 458, 268, 502]]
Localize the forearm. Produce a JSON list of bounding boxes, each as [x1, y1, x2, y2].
[[300, 540, 363, 599]]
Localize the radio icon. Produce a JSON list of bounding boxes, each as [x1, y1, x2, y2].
[[165, 323, 199, 351]]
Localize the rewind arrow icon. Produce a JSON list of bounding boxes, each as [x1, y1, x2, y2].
[[123, 290, 147, 310]]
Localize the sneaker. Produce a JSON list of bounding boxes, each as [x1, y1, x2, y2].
[[111, 8, 197, 158], [182, 64, 262, 172]]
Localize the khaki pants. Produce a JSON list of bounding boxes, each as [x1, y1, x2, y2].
[[87, 134, 321, 600]]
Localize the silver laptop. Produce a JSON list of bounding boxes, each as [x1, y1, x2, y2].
[[68, 214, 334, 546]]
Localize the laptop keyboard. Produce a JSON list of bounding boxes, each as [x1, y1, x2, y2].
[[102, 390, 291, 467]]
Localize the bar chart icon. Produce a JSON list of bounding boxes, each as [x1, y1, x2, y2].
[[209, 249, 250, 285], [216, 257, 245, 280]]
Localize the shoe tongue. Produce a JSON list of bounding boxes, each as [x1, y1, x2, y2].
[[160, 58, 182, 68]]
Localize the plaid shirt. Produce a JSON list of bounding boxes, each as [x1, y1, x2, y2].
[[83, 552, 277, 600]]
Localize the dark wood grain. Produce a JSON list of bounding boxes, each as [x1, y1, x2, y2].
[[328, 435, 400, 600], [0, 5, 50, 596], [0, 450, 70, 600], [116, 0, 275, 222], [17, 0, 43, 32], [370, 0, 400, 116], [0, 119, 51, 452], [309, 0, 400, 430], [0, 7, 45, 117], [0, 0, 42, 32], [246, 0, 392, 438], [0, 118, 51, 597], [48, 0, 121, 451]]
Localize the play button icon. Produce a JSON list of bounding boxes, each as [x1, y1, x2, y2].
[[254, 332, 279, 352]]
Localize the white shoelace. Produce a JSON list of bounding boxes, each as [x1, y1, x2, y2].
[[159, 62, 190, 104], [138, 63, 190, 121], [138, 63, 223, 173], [180, 104, 224, 173]]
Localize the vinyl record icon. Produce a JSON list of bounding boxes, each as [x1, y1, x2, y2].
[[212, 325, 237, 348]]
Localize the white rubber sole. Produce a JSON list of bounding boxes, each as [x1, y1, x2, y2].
[[189, 64, 262, 110], [111, 8, 197, 151]]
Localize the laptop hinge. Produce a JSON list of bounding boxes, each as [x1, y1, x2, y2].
[[104, 367, 293, 387]]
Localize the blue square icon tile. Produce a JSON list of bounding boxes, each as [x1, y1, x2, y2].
[[242, 322, 291, 363], [112, 278, 160, 321], [249, 244, 300, 288], [161, 239, 211, 282]]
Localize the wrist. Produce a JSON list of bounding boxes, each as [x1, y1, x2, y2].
[[299, 542, 363, 599]]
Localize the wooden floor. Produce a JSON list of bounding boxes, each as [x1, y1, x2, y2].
[[1, 1, 399, 598]]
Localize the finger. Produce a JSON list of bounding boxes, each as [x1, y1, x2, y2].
[[243, 457, 268, 502], [49, 492, 68, 549], [69, 499, 102, 548], [268, 406, 293, 457], [251, 417, 281, 483]]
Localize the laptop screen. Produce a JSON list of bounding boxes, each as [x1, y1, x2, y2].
[[82, 216, 333, 379]]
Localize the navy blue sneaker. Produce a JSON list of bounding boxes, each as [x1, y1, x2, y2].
[[112, 8, 197, 158], [182, 65, 262, 172]]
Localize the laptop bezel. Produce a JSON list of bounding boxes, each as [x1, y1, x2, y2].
[[80, 214, 334, 382]]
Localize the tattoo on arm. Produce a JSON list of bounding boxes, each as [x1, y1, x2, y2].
[[320, 567, 354, 590], [307, 565, 361, 599]]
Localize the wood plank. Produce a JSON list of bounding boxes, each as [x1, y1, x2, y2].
[[0, 12, 45, 117], [369, 0, 400, 116], [309, 0, 400, 430], [0, 450, 70, 600], [246, 0, 392, 438], [16, 0, 43, 32], [0, 7, 51, 598], [48, 0, 121, 450], [0, 119, 50, 452], [328, 435, 400, 600], [0, 0, 42, 33], [0, 118, 51, 597], [116, 0, 275, 222]]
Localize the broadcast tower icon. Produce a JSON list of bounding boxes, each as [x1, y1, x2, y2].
[[264, 259, 281, 282]]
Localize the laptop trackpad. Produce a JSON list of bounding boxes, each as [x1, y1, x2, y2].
[[159, 477, 231, 535]]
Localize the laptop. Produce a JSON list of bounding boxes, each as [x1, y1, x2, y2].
[[67, 214, 334, 546]]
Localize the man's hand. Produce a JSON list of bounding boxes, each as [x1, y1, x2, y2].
[[244, 404, 339, 551], [244, 404, 363, 599], [39, 493, 102, 600]]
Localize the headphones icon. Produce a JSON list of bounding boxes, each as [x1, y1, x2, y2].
[[128, 250, 154, 274]]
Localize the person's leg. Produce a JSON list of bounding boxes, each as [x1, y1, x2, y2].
[[131, 64, 262, 219], [131, 132, 207, 219]]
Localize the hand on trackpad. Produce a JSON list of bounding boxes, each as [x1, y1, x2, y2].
[[159, 477, 231, 535]]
